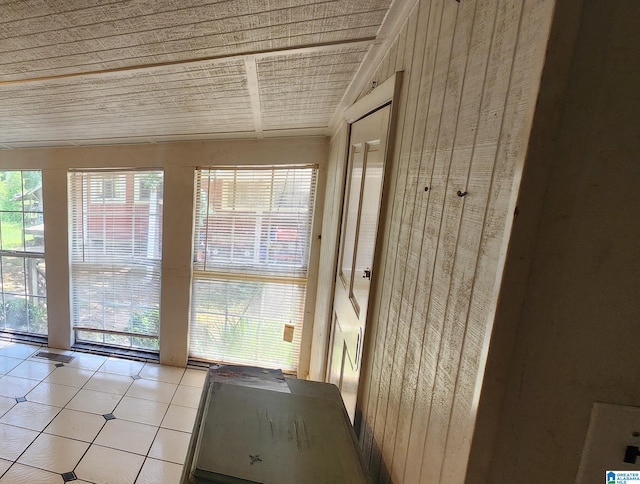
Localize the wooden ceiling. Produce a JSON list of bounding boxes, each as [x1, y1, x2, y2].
[[0, 0, 406, 148]]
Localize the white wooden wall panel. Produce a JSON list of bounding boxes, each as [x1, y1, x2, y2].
[[319, 0, 556, 482]]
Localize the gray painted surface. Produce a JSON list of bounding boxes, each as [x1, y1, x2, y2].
[[478, 1, 640, 482]]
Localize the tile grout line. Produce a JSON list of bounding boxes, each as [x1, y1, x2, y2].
[[0, 343, 203, 482]]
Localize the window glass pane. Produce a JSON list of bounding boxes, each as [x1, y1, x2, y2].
[[1, 212, 25, 252], [191, 166, 316, 371], [2, 256, 26, 295], [351, 147, 384, 312], [340, 148, 365, 286], [27, 296, 47, 335], [24, 213, 44, 251], [0, 171, 24, 212], [3, 295, 28, 332], [22, 171, 43, 213]]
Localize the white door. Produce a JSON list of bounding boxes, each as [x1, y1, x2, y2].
[[328, 104, 391, 422]]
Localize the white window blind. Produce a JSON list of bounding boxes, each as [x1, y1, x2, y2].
[[191, 166, 317, 371], [69, 170, 163, 351]]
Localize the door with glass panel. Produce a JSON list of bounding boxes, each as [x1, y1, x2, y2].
[[0, 170, 47, 337], [191, 166, 317, 373], [328, 105, 391, 422], [68, 170, 163, 351]]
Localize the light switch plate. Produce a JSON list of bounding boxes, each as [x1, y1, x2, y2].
[[576, 403, 640, 483]]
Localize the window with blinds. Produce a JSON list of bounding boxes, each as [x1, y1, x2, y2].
[[69, 170, 163, 351], [0, 170, 47, 336], [191, 166, 317, 371]]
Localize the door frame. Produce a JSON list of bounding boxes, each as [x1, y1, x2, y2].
[[323, 71, 403, 383]]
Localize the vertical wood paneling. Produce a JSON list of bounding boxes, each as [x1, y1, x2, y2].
[[375, 12, 421, 482], [440, 1, 525, 481], [321, 0, 555, 482], [402, 2, 460, 480], [390, 0, 444, 480], [417, 1, 477, 480], [368, 15, 416, 479], [381, 2, 434, 481]]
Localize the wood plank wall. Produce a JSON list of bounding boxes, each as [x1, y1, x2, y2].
[[313, 0, 557, 482]]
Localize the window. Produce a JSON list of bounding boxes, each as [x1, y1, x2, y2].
[[191, 166, 317, 371], [0, 170, 47, 336], [69, 170, 163, 350]]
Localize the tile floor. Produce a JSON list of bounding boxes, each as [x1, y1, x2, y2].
[[0, 340, 206, 483]]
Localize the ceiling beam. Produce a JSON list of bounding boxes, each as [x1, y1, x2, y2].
[[0, 127, 329, 149], [244, 56, 264, 139], [0, 37, 376, 87]]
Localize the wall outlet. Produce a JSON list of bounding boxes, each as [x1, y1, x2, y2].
[[576, 403, 640, 483]]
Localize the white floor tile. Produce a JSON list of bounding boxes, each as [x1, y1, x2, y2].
[[17, 433, 89, 474], [84, 371, 134, 395], [0, 356, 22, 375], [140, 363, 185, 384], [0, 343, 40, 360], [0, 375, 40, 398], [95, 418, 157, 455], [75, 445, 145, 484], [161, 404, 197, 433], [0, 396, 16, 418], [0, 401, 60, 431], [44, 366, 94, 388], [7, 360, 56, 381], [171, 385, 202, 408], [66, 352, 108, 371], [113, 396, 169, 426], [0, 423, 39, 461], [66, 388, 122, 415], [180, 368, 207, 388], [125, 379, 177, 404], [148, 428, 191, 465], [26, 381, 79, 407], [0, 463, 61, 483], [136, 458, 183, 484], [44, 408, 105, 442], [98, 357, 145, 377]]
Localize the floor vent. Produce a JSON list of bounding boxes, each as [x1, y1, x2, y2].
[[34, 351, 74, 363]]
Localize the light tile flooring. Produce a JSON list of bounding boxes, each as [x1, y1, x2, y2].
[[0, 340, 206, 483]]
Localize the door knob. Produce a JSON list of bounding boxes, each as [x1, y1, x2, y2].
[[363, 267, 371, 279]]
